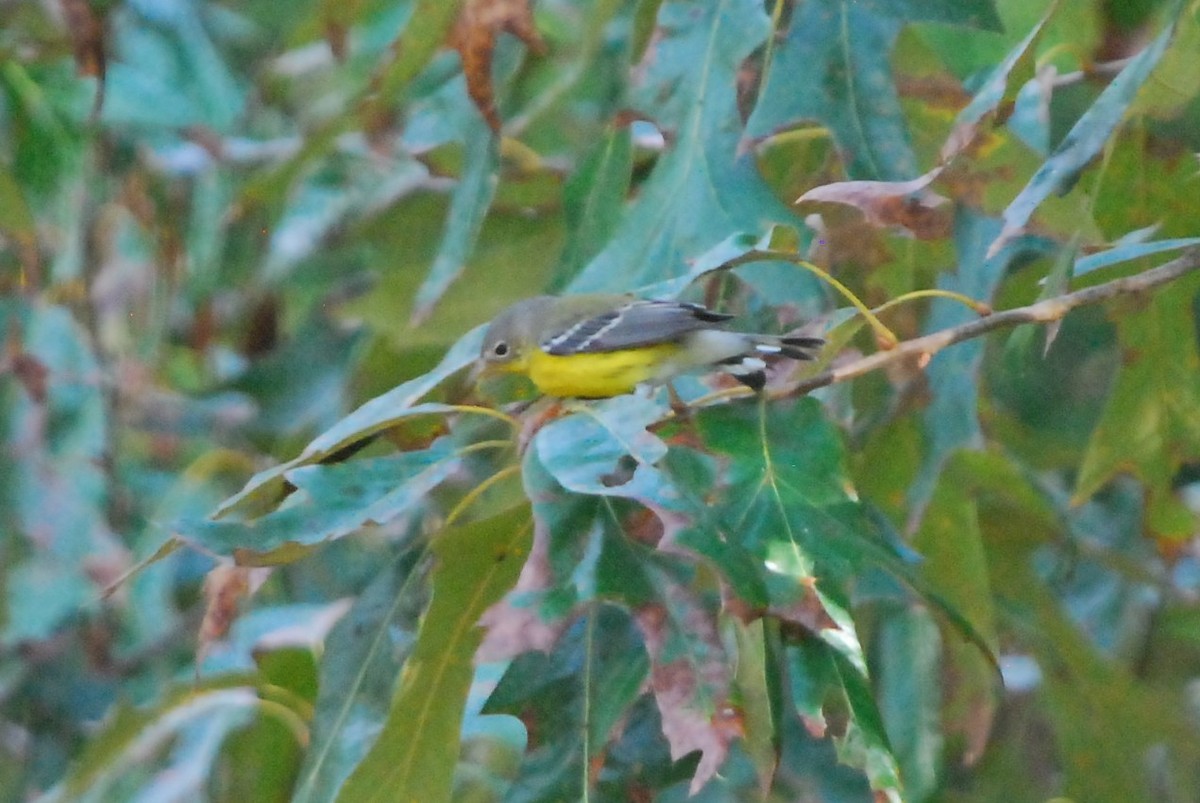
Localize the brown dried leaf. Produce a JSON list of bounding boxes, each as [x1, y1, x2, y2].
[[635, 597, 737, 796], [450, 0, 547, 132], [197, 564, 269, 663], [797, 167, 952, 241]]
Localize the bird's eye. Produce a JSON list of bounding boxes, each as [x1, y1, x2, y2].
[[492, 341, 509, 357]]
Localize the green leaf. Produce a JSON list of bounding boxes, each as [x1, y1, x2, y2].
[[292, 545, 431, 803], [369, 0, 466, 111], [43, 674, 286, 803], [907, 211, 1055, 514], [179, 439, 459, 560], [785, 637, 902, 802], [992, 10, 1181, 254], [483, 604, 649, 802], [871, 607, 942, 802], [859, 0, 1001, 29], [214, 327, 484, 520], [337, 506, 532, 803], [550, 127, 633, 291], [1074, 237, 1200, 276], [941, 9, 1051, 161], [411, 127, 499, 323], [568, 0, 797, 292], [748, 0, 918, 180], [1075, 271, 1200, 538]]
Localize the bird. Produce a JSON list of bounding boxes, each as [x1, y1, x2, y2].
[[478, 294, 824, 398]]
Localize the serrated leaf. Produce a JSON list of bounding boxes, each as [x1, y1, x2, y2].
[[483, 604, 649, 802], [748, 0, 918, 180], [214, 327, 483, 519], [990, 11, 1181, 256], [568, 0, 796, 292], [941, 10, 1052, 162], [179, 439, 458, 559], [337, 505, 532, 803]]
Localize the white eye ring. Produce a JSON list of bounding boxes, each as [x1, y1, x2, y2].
[[492, 341, 509, 357]]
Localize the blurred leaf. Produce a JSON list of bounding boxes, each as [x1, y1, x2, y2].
[[411, 126, 498, 322], [337, 506, 531, 802], [991, 10, 1181, 256], [855, 0, 1001, 28], [568, 0, 797, 292], [749, 0, 918, 180], [907, 211, 1055, 515], [1075, 271, 1200, 537], [230, 314, 369, 438], [550, 127, 633, 291], [44, 675, 290, 803], [367, 0, 465, 111], [292, 544, 430, 803], [1075, 237, 1200, 276], [1133, 0, 1200, 118], [872, 607, 942, 802]]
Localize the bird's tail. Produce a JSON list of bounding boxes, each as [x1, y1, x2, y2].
[[718, 334, 825, 390]]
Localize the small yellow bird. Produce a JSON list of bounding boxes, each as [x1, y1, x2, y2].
[[479, 294, 824, 398]]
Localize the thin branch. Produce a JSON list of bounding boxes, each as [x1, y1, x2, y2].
[[791, 249, 1200, 396]]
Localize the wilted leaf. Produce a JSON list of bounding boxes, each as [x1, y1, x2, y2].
[[450, 0, 547, 132], [198, 564, 254, 663], [634, 570, 737, 796], [797, 167, 953, 240], [60, 0, 106, 114]]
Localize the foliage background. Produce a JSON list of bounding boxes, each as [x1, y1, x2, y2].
[[2, 0, 1200, 800]]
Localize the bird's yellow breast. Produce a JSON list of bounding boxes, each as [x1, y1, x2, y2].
[[524, 344, 682, 398]]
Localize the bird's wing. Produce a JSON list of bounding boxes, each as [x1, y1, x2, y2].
[[540, 300, 733, 355]]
